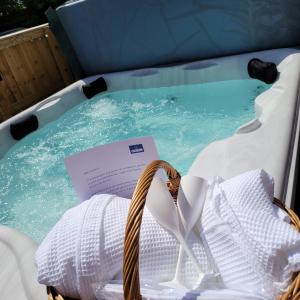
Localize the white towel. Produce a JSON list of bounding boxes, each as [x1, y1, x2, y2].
[[36, 194, 181, 299], [35, 169, 300, 300], [200, 170, 300, 299]]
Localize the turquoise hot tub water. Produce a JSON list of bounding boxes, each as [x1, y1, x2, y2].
[[0, 79, 269, 242]]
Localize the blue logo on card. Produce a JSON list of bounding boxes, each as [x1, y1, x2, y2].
[[129, 144, 144, 154]]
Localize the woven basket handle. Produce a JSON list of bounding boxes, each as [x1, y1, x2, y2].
[[123, 160, 181, 300]]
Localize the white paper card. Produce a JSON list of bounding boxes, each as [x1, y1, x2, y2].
[[64, 136, 159, 201]]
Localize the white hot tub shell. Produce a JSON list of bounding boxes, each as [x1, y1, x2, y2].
[[0, 48, 300, 300]]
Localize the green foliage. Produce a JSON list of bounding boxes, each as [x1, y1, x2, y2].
[[0, 0, 65, 32]]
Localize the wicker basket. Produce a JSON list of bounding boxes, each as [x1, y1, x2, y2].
[[47, 160, 300, 300]]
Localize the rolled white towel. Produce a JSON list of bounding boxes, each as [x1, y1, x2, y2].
[[36, 194, 206, 299]]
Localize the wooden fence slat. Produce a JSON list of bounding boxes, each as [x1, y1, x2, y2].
[[15, 43, 43, 104], [34, 36, 64, 88], [0, 54, 25, 103], [19, 40, 51, 100], [0, 81, 20, 118], [2, 46, 36, 107], [45, 28, 74, 86]]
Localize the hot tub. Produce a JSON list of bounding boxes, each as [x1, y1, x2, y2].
[[0, 47, 300, 239], [1, 47, 300, 300]]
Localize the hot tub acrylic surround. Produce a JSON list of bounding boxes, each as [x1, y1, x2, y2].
[[189, 48, 300, 208], [0, 225, 44, 300], [0, 49, 300, 204], [0, 47, 300, 208], [0, 48, 300, 198]]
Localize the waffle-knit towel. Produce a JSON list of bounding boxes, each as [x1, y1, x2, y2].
[[35, 169, 300, 300], [200, 170, 300, 299]]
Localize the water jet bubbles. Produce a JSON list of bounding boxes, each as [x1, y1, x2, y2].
[[0, 79, 269, 242]]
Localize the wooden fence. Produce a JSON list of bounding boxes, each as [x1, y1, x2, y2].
[[0, 23, 74, 122]]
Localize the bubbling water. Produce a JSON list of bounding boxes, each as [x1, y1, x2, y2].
[[0, 79, 269, 242]]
